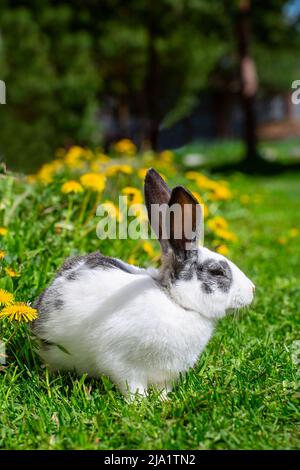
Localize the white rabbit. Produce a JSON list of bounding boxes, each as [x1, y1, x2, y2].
[[32, 168, 255, 398]]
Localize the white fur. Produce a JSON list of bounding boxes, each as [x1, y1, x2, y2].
[[36, 246, 254, 398]]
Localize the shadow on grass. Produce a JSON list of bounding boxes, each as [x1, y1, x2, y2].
[[209, 155, 300, 176]]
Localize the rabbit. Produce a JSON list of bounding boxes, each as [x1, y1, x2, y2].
[[31, 168, 255, 399]]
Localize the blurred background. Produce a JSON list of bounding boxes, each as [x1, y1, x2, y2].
[[1, 0, 300, 172]]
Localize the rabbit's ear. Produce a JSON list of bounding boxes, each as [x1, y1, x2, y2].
[[144, 168, 172, 254], [168, 186, 203, 255]]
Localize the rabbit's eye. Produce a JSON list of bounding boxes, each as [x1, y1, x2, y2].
[[208, 266, 225, 276]]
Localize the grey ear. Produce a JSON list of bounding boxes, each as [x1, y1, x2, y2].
[[168, 185, 203, 255], [144, 168, 171, 253]]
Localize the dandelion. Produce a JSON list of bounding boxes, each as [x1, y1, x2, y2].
[[122, 187, 143, 205], [160, 150, 174, 163], [216, 245, 229, 256], [288, 228, 299, 238], [0, 250, 6, 259], [278, 237, 287, 245], [214, 228, 237, 242], [0, 302, 38, 322], [211, 185, 232, 201], [0, 227, 8, 236], [80, 173, 106, 193], [207, 216, 228, 232], [0, 289, 14, 306], [63, 146, 91, 168], [61, 181, 84, 194], [96, 153, 110, 163], [37, 160, 63, 183], [137, 168, 148, 180], [128, 256, 137, 265], [90, 155, 111, 172], [5, 267, 20, 278], [191, 191, 203, 204], [114, 139, 136, 156], [191, 192, 208, 218], [142, 241, 155, 257], [105, 164, 133, 177]]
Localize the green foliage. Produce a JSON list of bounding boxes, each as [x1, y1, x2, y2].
[[1, 0, 300, 171], [0, 3, 101, 171]]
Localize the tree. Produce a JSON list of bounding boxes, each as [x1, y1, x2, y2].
[[236, 0, 259, 162], [0, 2, 101, 171]]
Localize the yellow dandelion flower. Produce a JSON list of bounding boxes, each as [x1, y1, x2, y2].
[[190, 192, 208, 217], [207, 216, 228, 232], [278, 237, 287, 245], [66, 146, 84, 160], [64, 146, 87, 168], [5, 267, 20, 278], [214, 228, 237, 242], [185, 171, 201, 181], [186, 172, 220, 192], [0, 289, 14, 306], [191, 191, 203, 204], [80, 173, 106, 193], [114, 139, 136, 156], [288, 228, 299, 238], [202, 204, 209, 218], [102, 201, 123, 222], [142, 241, 155, 257], [0, 302, 38, 322], [90, 155, 111, 172], [61, 180, 84, 194], [105, 164, 133, 177], [37, 160, 63, 183], [137, 168, 148, 180], [0, 250, 6, 259], [122, 187, 143, 205], [160, 150, 174, 163], [210, 185, 232, 200], [216, 244, 229, 256], [95, 153, 110, 163], [128, 256, 137, 265], [0, 227, 8, 236]]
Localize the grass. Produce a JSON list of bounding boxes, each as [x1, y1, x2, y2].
[[0, 149, 299, 449]]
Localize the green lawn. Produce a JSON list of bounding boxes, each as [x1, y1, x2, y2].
[[0, 162, 299, 449]]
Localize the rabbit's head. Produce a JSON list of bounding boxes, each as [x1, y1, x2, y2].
[[144, 169, 255, 319]]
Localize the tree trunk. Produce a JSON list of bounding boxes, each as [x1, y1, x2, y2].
[[236, 0, 259, 162], [144, 24, 160, 150]]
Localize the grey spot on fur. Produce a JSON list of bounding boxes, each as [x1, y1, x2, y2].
[[54, 298, 64, 309], [31, 284, 63, 336], [197, 259, 232, 293], [56, 254, 85, 276], [58, 251, 135, 275], [163, 252, 232, 294], [83, 251, 136, 274], [66, 271, 79, 281]]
